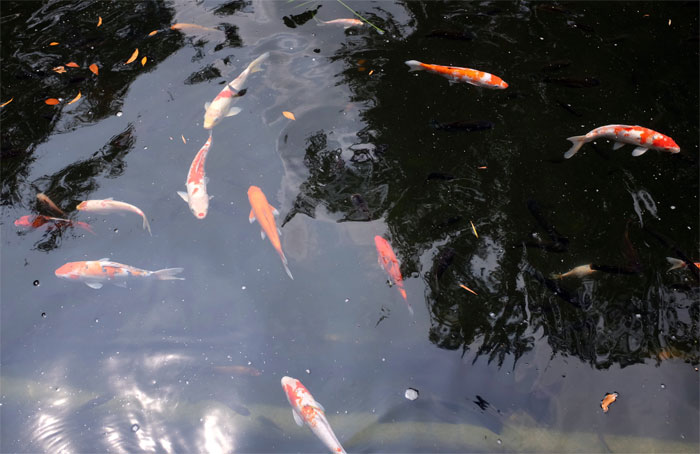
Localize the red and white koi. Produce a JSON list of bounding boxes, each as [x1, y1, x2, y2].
[[318, 18, 364, 29], [76, 198, 151, 235], [374, 235, 413, 315], [55, 259, 183, 289], [405, 60, 508, 89], [564, 125, 680, 159], [666, 257, 700, 272], [178, 134, 213, 219], [281, 376, 346, 454], [248, 185, 293, 279], [203, 52, 269, 129], [14, 214, 96, 235]]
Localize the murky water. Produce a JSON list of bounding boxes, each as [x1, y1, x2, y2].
[[1, 1, 698, 452]]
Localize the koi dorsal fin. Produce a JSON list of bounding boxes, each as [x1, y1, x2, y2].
[[249, 209, 256, 223]]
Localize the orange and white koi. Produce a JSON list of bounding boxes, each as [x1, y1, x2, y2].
[[15, 215, 95, 235], [178, 134, 213, 219], [55, 259, 183, 289], [203, 52, 269, 129], [405, 60, 508, 89], [318, 18, 364, 28], [551, 264, 596, 279], [600, 392, 618, 413], [374, 235, 413, 315], [564, 125, 680, 159], [666, 257, 700, 272], [281, 376, 346, 454], [76, 198, 151, 235], [37, 193, 66, 216], [248, 185, 293, 279]]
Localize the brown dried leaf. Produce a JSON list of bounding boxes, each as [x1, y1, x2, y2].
[[181, 135, 187, 144], [49, 42, 59, 46], [52, 66, 67, 74], [45, 98, 60, 105], [282, 111, 296, 120], [67, 91, 81, 105], [1, 98, 13, 107], [89, 64, 99, 75], [141, 56, 147, 66], [459, 284, 478, 295], [148, 30, 158, 36], [97, 16, 102, 27], [65, 62, 80, 68], [125, 48, 139, 64], [368, 70, 374, 75]]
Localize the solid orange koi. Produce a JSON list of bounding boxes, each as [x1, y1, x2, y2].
[[37, 192, 66, 216], [15, 215, 95, 235], [564, 125, 680, 159], [248, 185, 293, 279], [405, 60, 508, 89], [374, 235, 413, 315], [281, 376, 346, 454], [55, 259, 183, 289], [178, 135, 213, 219]]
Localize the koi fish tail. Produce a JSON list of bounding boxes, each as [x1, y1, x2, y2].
[[80, 223, 97, 235], [666, 257, 686, 271], [153, 267, 185, 280], [278, 250, 294, 280], [399, 287, 407, 300], [550, 273, 563, 279], [248, 52, 270, 74], [142, 215, 152, 236], [404, 60, 425, 72], [564, 135, 587, 159]]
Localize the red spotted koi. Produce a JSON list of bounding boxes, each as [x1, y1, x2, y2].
[[55, 259, 183, 289], [564, 125, 680, 159], [76, 198, 151, 235], [318, 18, 364, 28], [666, 257, 700, 272], [14, 215, 95, 235], [178, 134, 213, 219], [281, 376, 346, 454], [374, 235, 413, 315], [203, 52, 269, 129], [405, 60, 508, 89], [248, 185, 293, 279]]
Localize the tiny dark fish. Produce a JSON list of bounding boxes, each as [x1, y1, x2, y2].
[[544, 76, 600, 88], [426, 172, 455, 181], [541, 60, 572, 72], [430, 120, 494, 132], [350, 193, 370, 220], [426, 29, 475, 41]]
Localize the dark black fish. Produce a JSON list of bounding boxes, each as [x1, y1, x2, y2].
[[544, 77, 600, 88], [541, 60, 572, 72], [350, 193, 370, 220], [426, 172, 455, 181], [426, 29, 475, 41], [282, 6, 320, 28], [430, 120, 494, 132]]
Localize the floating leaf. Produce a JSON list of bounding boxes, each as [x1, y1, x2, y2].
[[1, 98, 13, 107], [148, 30, 158, 36], [89, 64, 99, 75], [45, 98, 60, 105], [141, 56, 147, 66], [459, 284, 478, 295], [125, 48, 139, 64], [49, 42, 59, 46], [368, 69, 374, 75], [65, 62, 79, 68], [97, 16, 102, 27], [181, 135, 187, 144], [282, 111, 296, 120], [470, 220, 478, 238], [52, 66, 67, 74], [477, 166, 487, 169], [67, 91, 81, 105]]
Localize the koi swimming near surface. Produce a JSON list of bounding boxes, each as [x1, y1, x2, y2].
[[77, 198, 152, 235], [374, 235, 413, 315], [178, 134, 213, 219], [551, 264, 596, 279], [203, 52, 269, 129], [405, 60, 508, 89], [55, 259, 184, 289], [248, 185, 293, 280], [37, 193, 66, 216], [666, 257, 700, 272], [281, 376, 346, 454], [15, 215, 95, 235], [564, 125, 680, 159], [317, 18, 364, 29]]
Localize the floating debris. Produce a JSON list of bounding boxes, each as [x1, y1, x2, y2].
[[1, 98, 13, 107], [65, 62, 80, 68], [49, 41, 59, 46], [89, 63, 99, 75], [53, 65, 66, 73], [600, 392, 618, 413], [125, 49, 139, 64], [67, 91, 81, 105], [148, 30, 158, 36], [181, 135, 187, 144], [283, 111, 296, 120], [131, 423, 140, 432], [460, 284, 478, 295], [404, 388, 419, 401], [45, 98, 60, 105], [141, 56, 147, 66], [97, 16, 102, 27], [470, 220, 478, 238]]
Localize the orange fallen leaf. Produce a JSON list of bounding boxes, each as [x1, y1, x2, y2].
[[97, 16, 102, 27], [358, 66, 366, 72], [460, 284, 478, 295], [282, 111, 296, 120], [181, 135, 187, 144], [65, 62, 80, 68], [369, 69, 374, 75], [49, 42, 59, 46], [141, 56, 147, 66], [89, 63, 99, 75], [600, 392, 618, 413], [470, 220, 478, 238], [125, 48, 139, 64], [642, 13, 650, 17], [67, 91, 81, 105], [52, 66, 67, 74], [477, 166, 487, 169], [148, 30, 158, 36], [1, 98, 13, 107], [45, 98, 60, 105]]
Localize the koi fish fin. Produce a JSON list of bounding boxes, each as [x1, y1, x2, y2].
[[315, 402, 325, 412], [226, 106, 242, 117], [249, 209, 256, 223], [248, 52, 270, 74], [632, 146, 648, 157], [98, 258, 111, 262], [564, 135, 587, 159], [292, 410, 304, 427], [204, 102, 211, 110], [177, 191, 189, 202], [260, 230, 266, 240], [612, 142, 625, 150], [142, 215, 152, 236], [113, 281, 128, 288], [86, 282, 103, 289], [270, 205, 279, 216], [104, 197, 114, 200], [404, 60, 424, 72], [666, 257, 686, 271], [284, 262, 294, 280], [400, 288, 408, 301], [153, 267, 185, 280]]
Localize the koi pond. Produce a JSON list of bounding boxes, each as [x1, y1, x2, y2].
[[1, 1, 698, 452]]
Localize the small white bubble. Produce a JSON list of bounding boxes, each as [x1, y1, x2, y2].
[[404, 388, 419, 400], [381, 357, 386, 362], [489, 312, 496, 318], [241, 286, 246, 290], [635, 314, 641, 319], [344, 298, 349, 303], [497, 439, 502, 445], [670, 205, 676, 210], [143, 146, 148, 150], [116, 112, 123, 117], [660, 383, 666, 389], [131, 423, 139, 432], [305, 369, 310, 374]]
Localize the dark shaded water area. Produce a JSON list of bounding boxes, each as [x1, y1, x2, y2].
[[1, 1, 698, 452]]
